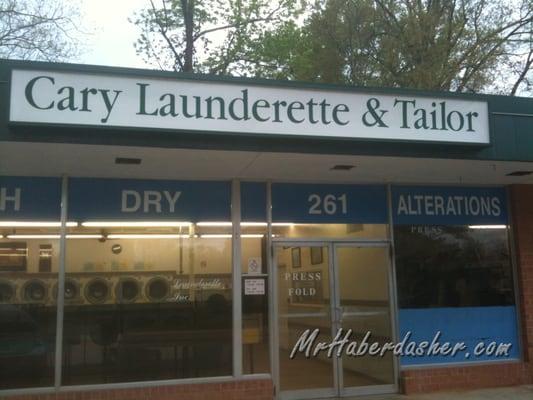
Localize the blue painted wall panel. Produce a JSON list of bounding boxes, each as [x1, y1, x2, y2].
[[241, 182, 266, 221], [399, 306, 519, 365]]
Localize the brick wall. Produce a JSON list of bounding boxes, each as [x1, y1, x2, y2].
[[510, 185, 533, 366], [1, 379, 273, 400], [400, 184, 533, 394], [401, 362, 531, 394]]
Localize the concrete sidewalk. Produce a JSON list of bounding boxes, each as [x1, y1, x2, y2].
[[351, 385, 533, 399]]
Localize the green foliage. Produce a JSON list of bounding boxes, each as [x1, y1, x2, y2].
[[132, 0, 306, 73], [133, 0, 533, 94], [263, 0, 532, 93]]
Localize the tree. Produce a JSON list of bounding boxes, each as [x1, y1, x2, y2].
[[0, 0, 82, 61], [250, 0, 533, 94], [133, 0, 533, 95], [132, 0, 306, 74]]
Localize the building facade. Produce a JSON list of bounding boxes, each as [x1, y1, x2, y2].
[[0, 59, 532, 399]]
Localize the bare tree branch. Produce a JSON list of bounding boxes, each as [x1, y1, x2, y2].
[[511, 48, 533, 95], [0, 0, 82, 61]]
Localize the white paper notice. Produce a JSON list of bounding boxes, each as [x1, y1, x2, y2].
[[247, 257, 262, 275], [244, 279, 265, 295]]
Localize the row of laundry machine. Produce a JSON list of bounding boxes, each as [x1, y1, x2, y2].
[[0, 271, 232, 306]]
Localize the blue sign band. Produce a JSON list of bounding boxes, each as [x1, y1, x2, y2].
[[0, 176, 61, 220], [272, 183, 388, 223], [69, 178, 231, 221], [392, 186, 508, 225], [241, 182, 266, 222]]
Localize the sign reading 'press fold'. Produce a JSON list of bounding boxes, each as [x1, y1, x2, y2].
[[10, 69, 490, 144]]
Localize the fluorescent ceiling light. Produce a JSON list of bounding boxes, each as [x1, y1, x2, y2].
[[196, 222, 232, 227], [196, 222, 267, 227], [82, 221, 191, 227], [6, 234, 104, 239], [0, 221, 78, 227], [68, 235, 104, 239], [7, 234, 60, 239], [196, 222, 293, 227], [468, 225, 507, 229], [196, 221, 268, 227], [199, 234, 263, 238], [200, 234, 232, 238], [107, 234, 191, 239], [242, 222, 267, 227]]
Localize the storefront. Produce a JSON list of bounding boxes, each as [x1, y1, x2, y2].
[[0, 59, 532, 399]]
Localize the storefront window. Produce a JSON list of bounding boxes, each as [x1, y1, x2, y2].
[[61, 178, 233, 384], [392, 186, 519, 365], [395, 225, 514, 308], [0, 177, 62, 389]]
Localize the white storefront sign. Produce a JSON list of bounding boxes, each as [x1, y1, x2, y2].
[[10, 69, 490, 144]]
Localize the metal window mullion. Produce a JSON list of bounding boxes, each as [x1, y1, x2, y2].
[[232, 180, 242, 377], [330, 242, 341, 395], [267, 181, 279, 397], [54, 175, 68, 390], [387, 184, 401, 392]]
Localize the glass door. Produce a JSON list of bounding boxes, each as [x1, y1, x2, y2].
[[274, 244, 337, 400], [274, 242, 397, 399], [333, 244, 396, 397]]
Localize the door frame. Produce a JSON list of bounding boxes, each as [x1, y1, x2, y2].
[[271, 238, 399, 400]]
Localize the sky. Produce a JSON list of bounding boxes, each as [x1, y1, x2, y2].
[[75, 0, 151, 69], [70, 0, 529, 95]]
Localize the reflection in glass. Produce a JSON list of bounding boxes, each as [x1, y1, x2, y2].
[[394, 225, 515, 308], [0, 235, 58, 389], [276, 246, 334, 392], [336, 246, 394, 387], [241, 225, 270, 374], [62, 223, 233, 385], [273, 223, 388, 239]]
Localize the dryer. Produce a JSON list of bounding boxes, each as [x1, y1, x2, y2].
[[18, 273, 58, 306], [20, 278, 49, 305], [82, 276, 114, 305], [0, 278, 17, 304], [53, 277, 82, 304], [115, 276, 142, 304]]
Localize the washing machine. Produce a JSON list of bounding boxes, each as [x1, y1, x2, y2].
[[1, 274, 55, 306], [0, 278, 17, 304], [20, 278, 50, 305], [22, 273, 61, 306], [114, 276, 143, 304], [81, 275, 115, 305], [52, 277, 82, 304], [193, 274, 233, 303], [142, 273, 176, 303]]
